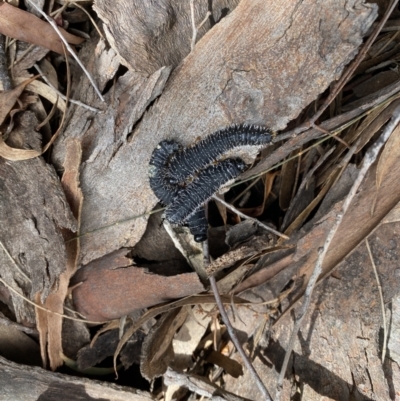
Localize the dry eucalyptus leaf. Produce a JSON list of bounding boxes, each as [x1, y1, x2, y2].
[[14, 77, 67, 112], [140, 307, 189, 380], [71, 250, 205, 322], [172, 305, 212, 371], [0, 76, 65, 161], [0, 2, 84, 54]]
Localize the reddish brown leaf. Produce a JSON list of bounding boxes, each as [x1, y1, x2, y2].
[[71, 249, 205, 322]]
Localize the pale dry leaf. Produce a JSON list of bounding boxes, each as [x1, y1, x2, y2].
[[0, 142, 40, 161], [112, 294, 249, 376], [0, 76, 42, 160], [14, 77, 66, 112], [38, 58, 59, 90], [0, 76, 37, 124]]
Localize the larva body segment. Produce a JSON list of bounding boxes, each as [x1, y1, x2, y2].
[[168, 124, 271, 184], [148, 140, 182, 205], [149, 139, 208, 242], [186, 207, 207, 242], [165, 158, 246, 225]]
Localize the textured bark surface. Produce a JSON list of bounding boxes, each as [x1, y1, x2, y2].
[[0, 112, 76, 324], [93, 0, 241, 75], [53, 0, 378, 265], [0, 356, 154, 401]]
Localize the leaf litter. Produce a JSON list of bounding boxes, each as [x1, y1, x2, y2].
[[1, 1, 400, 400]]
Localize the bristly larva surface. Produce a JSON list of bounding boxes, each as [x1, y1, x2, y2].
[[149, 139, 208, 242], [185, 207, 207, 242], [148, 139, 182, 205], [168, 124, 271, 184], [165, 158, 246, 225]]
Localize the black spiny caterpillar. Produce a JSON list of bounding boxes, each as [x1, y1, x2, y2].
[[165, 158, 246, 225], [168, 124, 271, 184], [149, 140, 182, 205], [149, 140, 208, 242]]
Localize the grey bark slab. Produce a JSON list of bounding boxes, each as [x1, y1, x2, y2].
[[93, 0, 241, 75], [0, 356, 154, 401], [0, 112, 76, 324]]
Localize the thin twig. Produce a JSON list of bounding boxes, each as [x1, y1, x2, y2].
[[164, 367, 253, 401], [275, 104, 400, 400], [33, 63, 101, 112], [26, 0, 105, 102], [365, 238, 388, 362], [311, 123, 350, 148], [212, 194, 289, 240], [190, 0, 196, 51], [209, 275, 273, 400], [189, 0, 211, 51], [204, 240, 273, 401], [70, 2, 105, 40]]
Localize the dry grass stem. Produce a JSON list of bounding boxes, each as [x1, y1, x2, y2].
[[33, 63, 101, 112], [366, 238, 388, 362], [212, 194, 289, 240], [26, 0, 105, 102]]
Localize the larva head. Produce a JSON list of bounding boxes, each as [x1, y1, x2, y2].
[[158, 140, 182, 154]]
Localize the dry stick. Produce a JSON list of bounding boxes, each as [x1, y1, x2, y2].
[[212, 194, 289, 240], [189, 0, 211, 51], [274, 105, 400, 400], [26, 0, 105, 103], [209, 275, 273, 400], [69, 2, 105, 40], [33, 63, 101, 112], [312, 123, 350, 148], [365, 238, 388, 362], [205, 242, 273, 401], [274, 0, 399, 143], [164, 367, 252, 401]]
